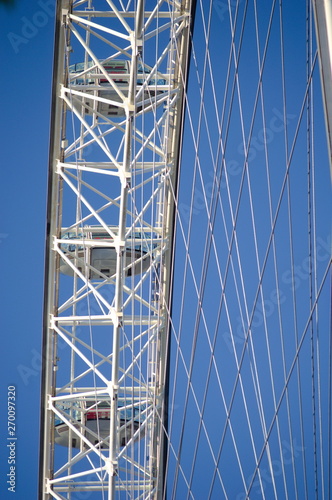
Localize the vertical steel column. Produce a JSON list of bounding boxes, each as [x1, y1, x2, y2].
[[312, 0, 332, 171]]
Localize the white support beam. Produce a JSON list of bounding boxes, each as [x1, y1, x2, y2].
[[312, 0, 332, 171], [39, 1, 194, 499]]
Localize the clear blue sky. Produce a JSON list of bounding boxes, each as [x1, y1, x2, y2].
[[0, 1, 54, 497]]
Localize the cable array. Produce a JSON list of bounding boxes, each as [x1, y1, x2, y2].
[[165, 1, 331, 499]]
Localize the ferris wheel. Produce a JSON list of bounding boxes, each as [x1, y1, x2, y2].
[[39, 1, 331, 499], [39, 1, 195, 498]]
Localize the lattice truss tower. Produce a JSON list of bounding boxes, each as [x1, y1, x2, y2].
[[39, 1, 193, 498]]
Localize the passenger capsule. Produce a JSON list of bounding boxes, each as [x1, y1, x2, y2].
[[60, 228, 153, 278], [54, 401, 144, 448], [68, 60, 166, 116]]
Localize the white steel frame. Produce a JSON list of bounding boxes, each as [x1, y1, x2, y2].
[[312, 0, 332, 172], [39, 1, 193, 499]]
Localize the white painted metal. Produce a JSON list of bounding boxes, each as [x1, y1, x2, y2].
[[312, 0, 332, 171], [39, 1, 193, 499]]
